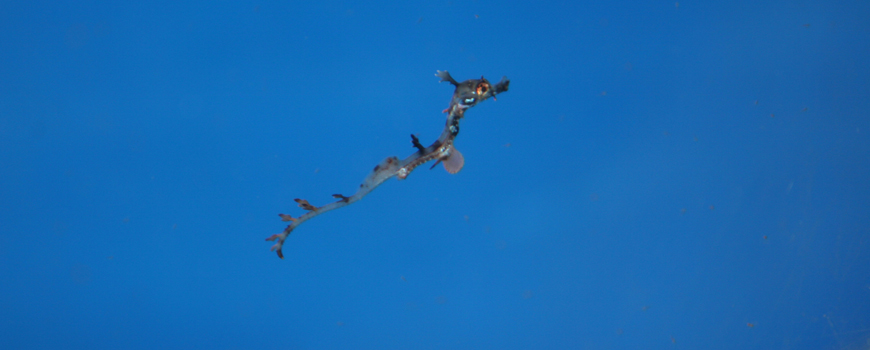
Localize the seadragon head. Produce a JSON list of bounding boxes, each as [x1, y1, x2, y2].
[[436, 70, 510, 111]]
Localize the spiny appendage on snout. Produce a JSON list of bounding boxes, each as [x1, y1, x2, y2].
[[436, 70, 459, 86]]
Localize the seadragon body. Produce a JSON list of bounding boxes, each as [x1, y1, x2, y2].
[[266, 71, 509, 258]]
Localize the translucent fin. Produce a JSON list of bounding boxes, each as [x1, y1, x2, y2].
[[443, 146, 465, 174]]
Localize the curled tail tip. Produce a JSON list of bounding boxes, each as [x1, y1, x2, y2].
[[270, 243, 284, 259]]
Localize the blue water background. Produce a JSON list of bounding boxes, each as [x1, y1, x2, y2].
[[2, 1, 869, 349]]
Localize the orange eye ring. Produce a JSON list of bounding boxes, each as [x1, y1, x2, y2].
[[476, 82, 490, 96]]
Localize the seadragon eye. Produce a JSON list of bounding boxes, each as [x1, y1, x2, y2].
[[476, 83, 489, 96]]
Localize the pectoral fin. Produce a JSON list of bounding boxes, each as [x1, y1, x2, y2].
[[442, 146, 465, 174]]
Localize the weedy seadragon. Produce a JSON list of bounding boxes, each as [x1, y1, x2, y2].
[[266, 71, 510, 258]]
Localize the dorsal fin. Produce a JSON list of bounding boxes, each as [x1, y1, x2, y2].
[[442, 146, 465, 174]]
